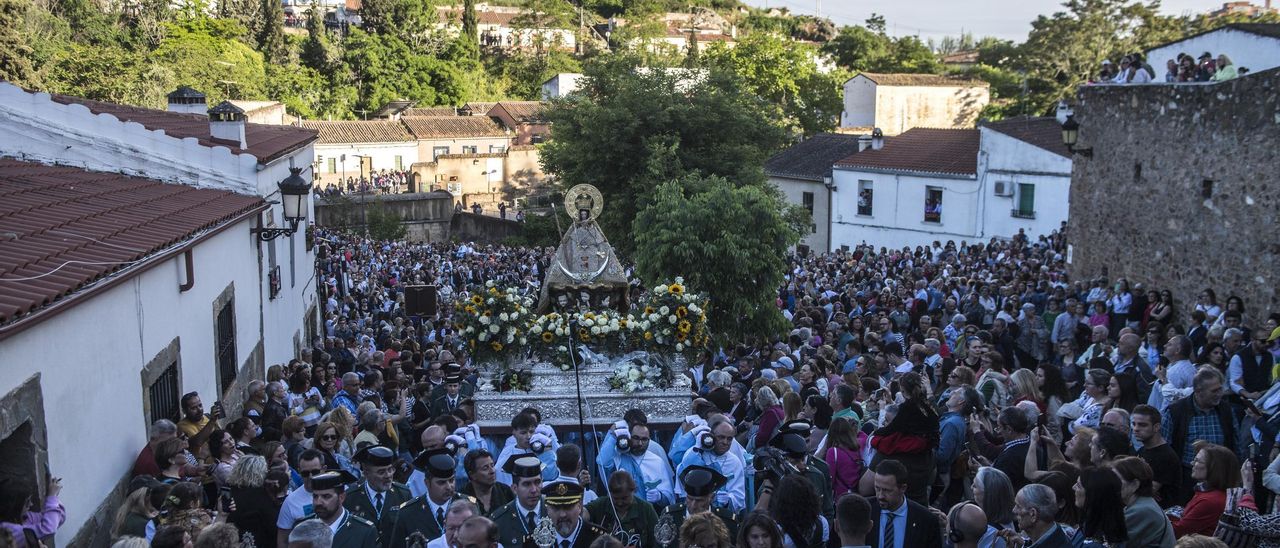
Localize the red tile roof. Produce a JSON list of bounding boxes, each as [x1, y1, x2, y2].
[[300, 120, 414, 144], [981, 117, 1072, 159], [835, 128, 980, 176], [402, 116, 508, 139], [0, 159, 266, 326], [47, 94, 317, 164], [490, 101, 546, 124]]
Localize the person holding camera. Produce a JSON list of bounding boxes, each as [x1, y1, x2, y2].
[[495, 412, 560, 486], [676, 418, 746, 514], [177, 391, 224, 450], [597, 419, 676, 508]]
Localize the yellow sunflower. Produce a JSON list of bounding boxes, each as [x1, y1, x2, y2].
[[491, 342, 504, 351], [464, 305, 477, 314], [541, 332, 555, 343], [488, 287, 499, 296], [675, 331, 688, 342], [483, 310, 492, 317], [644, 306, 655, 315], [471, 295, 483, 305], [669, 283, 684, 295], [678, 320, 692, 334], [676, 306, 688, 318], [644, 331, 654, 341]]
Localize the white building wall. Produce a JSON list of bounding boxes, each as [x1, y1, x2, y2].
[[840, 77, 877, 128], [873, 85, 990, 136], [770, 175, 830, 253], [541, 73, 584, 99], [977, 128, 1072, 241], [314, 141, 420, 184], [1146, 29, 1280, 76], [829, 168, 981, 250], [0, 220, 262, 537]]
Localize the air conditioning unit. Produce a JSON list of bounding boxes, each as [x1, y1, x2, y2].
[[994, 181, 1014, 197]]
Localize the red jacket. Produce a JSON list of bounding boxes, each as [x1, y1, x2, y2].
[[1170, 489, 1256, 538]]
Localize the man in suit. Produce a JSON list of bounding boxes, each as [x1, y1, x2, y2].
[[388, 449, 460, 548], [663, 465, 739, 541], [868, 459, 941, 548], [302, 471, 379, 548], [430, 364, 476, 401], [543, 481, 609, 548], [490, 455, 546, 548], [1013, 485, 1072, 548], [344, 445, 413, 542]]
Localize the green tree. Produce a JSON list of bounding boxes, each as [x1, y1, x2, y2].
[[540, 56, 787, 255], [300, 6, 331, 71], [634, 174, 801, 343], [361, 0, 434, 45], [511, 0, 575, 53], [462, 0, 478, 44], [0, 0, 37, 85], [882, 35, 942, 73], [256, 0, 287, 63], [366, 205, 407, 240], [702, 33, 842, 136], [822, 23, 890, 71], [343, 30, 466, 113]]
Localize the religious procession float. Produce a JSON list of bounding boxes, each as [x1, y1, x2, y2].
[[454, 185, 701, 426]]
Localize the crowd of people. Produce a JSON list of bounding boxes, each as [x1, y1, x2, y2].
[[13, 221, 1280, 548], [1095, 51, 1245, 85], [317, 171, 416, 198]]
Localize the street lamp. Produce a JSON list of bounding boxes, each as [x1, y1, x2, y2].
[[1061, 114, 1092, 157], [252, 167, 312, 241]]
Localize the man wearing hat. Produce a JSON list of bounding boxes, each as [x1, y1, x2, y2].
[[389, 449, 461, 548], [543, 480, 609, 548], [430, 362, 475, 400], [299, 471, 379, 548], [345, 445, 413, 541], [490, 455, 546, 548], [430, 373, 468, 418], [663, 465, 738, 540], [767, 431, 833, 519]]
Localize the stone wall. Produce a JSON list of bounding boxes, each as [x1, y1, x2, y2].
[[315, 192, 455, 242], [450, 212, 522, 242], [1068, 69, 1280, 325]]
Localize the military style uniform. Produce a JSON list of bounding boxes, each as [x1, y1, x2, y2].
[[344, 481, 413, 542], [388, 494, 469, 548], [585, 496, 658, 548], [294, 511, 379, 548], [661, 504, 739, 542], [553, 519, 610, 548], [491, 498, 546, 548]]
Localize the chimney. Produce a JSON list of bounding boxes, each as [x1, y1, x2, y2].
[[857, 135, 873, 152], [167, 86, 207, 115], [208, 101, 247, 149], [871, 128, 885, 151], [1055, 100, 1074, 125]]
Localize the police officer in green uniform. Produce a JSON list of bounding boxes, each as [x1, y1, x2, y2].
[[430, 374, 469, 418], [585, 471, 658, 548], [543, 481, 609, 548], [297, 471, 379, 548], [344, 445, 413, 543], [768, 430, 833, 520], [662, 465, 738, 543], [490, 454, 546, 548], [388, 448, 460, 548], [430, 364, 475, 401]]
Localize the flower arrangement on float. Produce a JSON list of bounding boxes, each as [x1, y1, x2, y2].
[[629, 277, 710, 361], [453, 281, 533, 363], [606, 358, 676, 394]]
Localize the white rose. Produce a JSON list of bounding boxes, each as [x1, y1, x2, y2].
[[506, 334, 514, 343], [669, 315, 678, 324], [675, 276, 684, 284], [486, 298, 494, 304], [519, 337, 527, 345], [530, 325, 542, 334], [654, 285, 666, 293], [649, 314, 659, 323], [556, 328, 566, 336], [676, 343, 684, 352], [478, 332, 489, 341], [507, 326, 516, 335], [561, 364, 570, 371], [489, 324, 499, 334], [590, 326, 601, 335], [628, 369, 642, 381], [479, 316, 490, 325], [558, 346, 567, 352], [499, 312, 509, 322], [689, 304, 700, 314], [659, 306, 670, 315], [640, 365, 650, 373], [486, 281, 495, 288]]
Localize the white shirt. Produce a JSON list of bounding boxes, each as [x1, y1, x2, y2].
[[327, 508, 348, 536], [278, 486, 314, 530]]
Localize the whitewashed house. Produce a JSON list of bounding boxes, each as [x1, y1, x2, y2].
[[302, 120, 420, 188], [829, 118, 1071, 251], [1145, 23, 1280, 75], [0, 83, 319, 546], [839, 72, 990, 135], [541, 73, 584, 99], [765, 133, 866, 254]]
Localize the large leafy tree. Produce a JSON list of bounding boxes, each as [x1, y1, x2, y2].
[[256, 0, 286, 63], [540, 56, 788, 256], [343, 30, 466, 113], [702, 33, 842, 136], [634, 174, 802, 343], [0, 0, 37, 85]]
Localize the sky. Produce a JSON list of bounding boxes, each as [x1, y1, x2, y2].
[[738, 0, 1236, 41]]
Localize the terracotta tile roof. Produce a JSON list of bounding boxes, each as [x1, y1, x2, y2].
[[854, 72, 989, 87], [982, 117, 1071, 159], [491, 101, 546, 124], [47, 94, 317, 164], [465, 102, 498, 115], [402, 116, 508, 139], [437, 7, 518, 26], [941, 50, 979, 64], [835, 128, 980, 176], [0, 159, 265, 326], [300, 120, 414, 144], [765, 133, 864, 181], [404, 107, 460, 117]]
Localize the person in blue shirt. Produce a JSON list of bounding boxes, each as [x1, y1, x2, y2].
[[598, 420, 676, 507]]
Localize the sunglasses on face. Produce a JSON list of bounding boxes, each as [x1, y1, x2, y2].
[[321, 435, 339, 441], [299, 469, 323, 477]]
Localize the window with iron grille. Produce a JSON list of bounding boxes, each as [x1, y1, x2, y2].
[[216, 300, 237, 395], [148, 362, 180, 423]]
